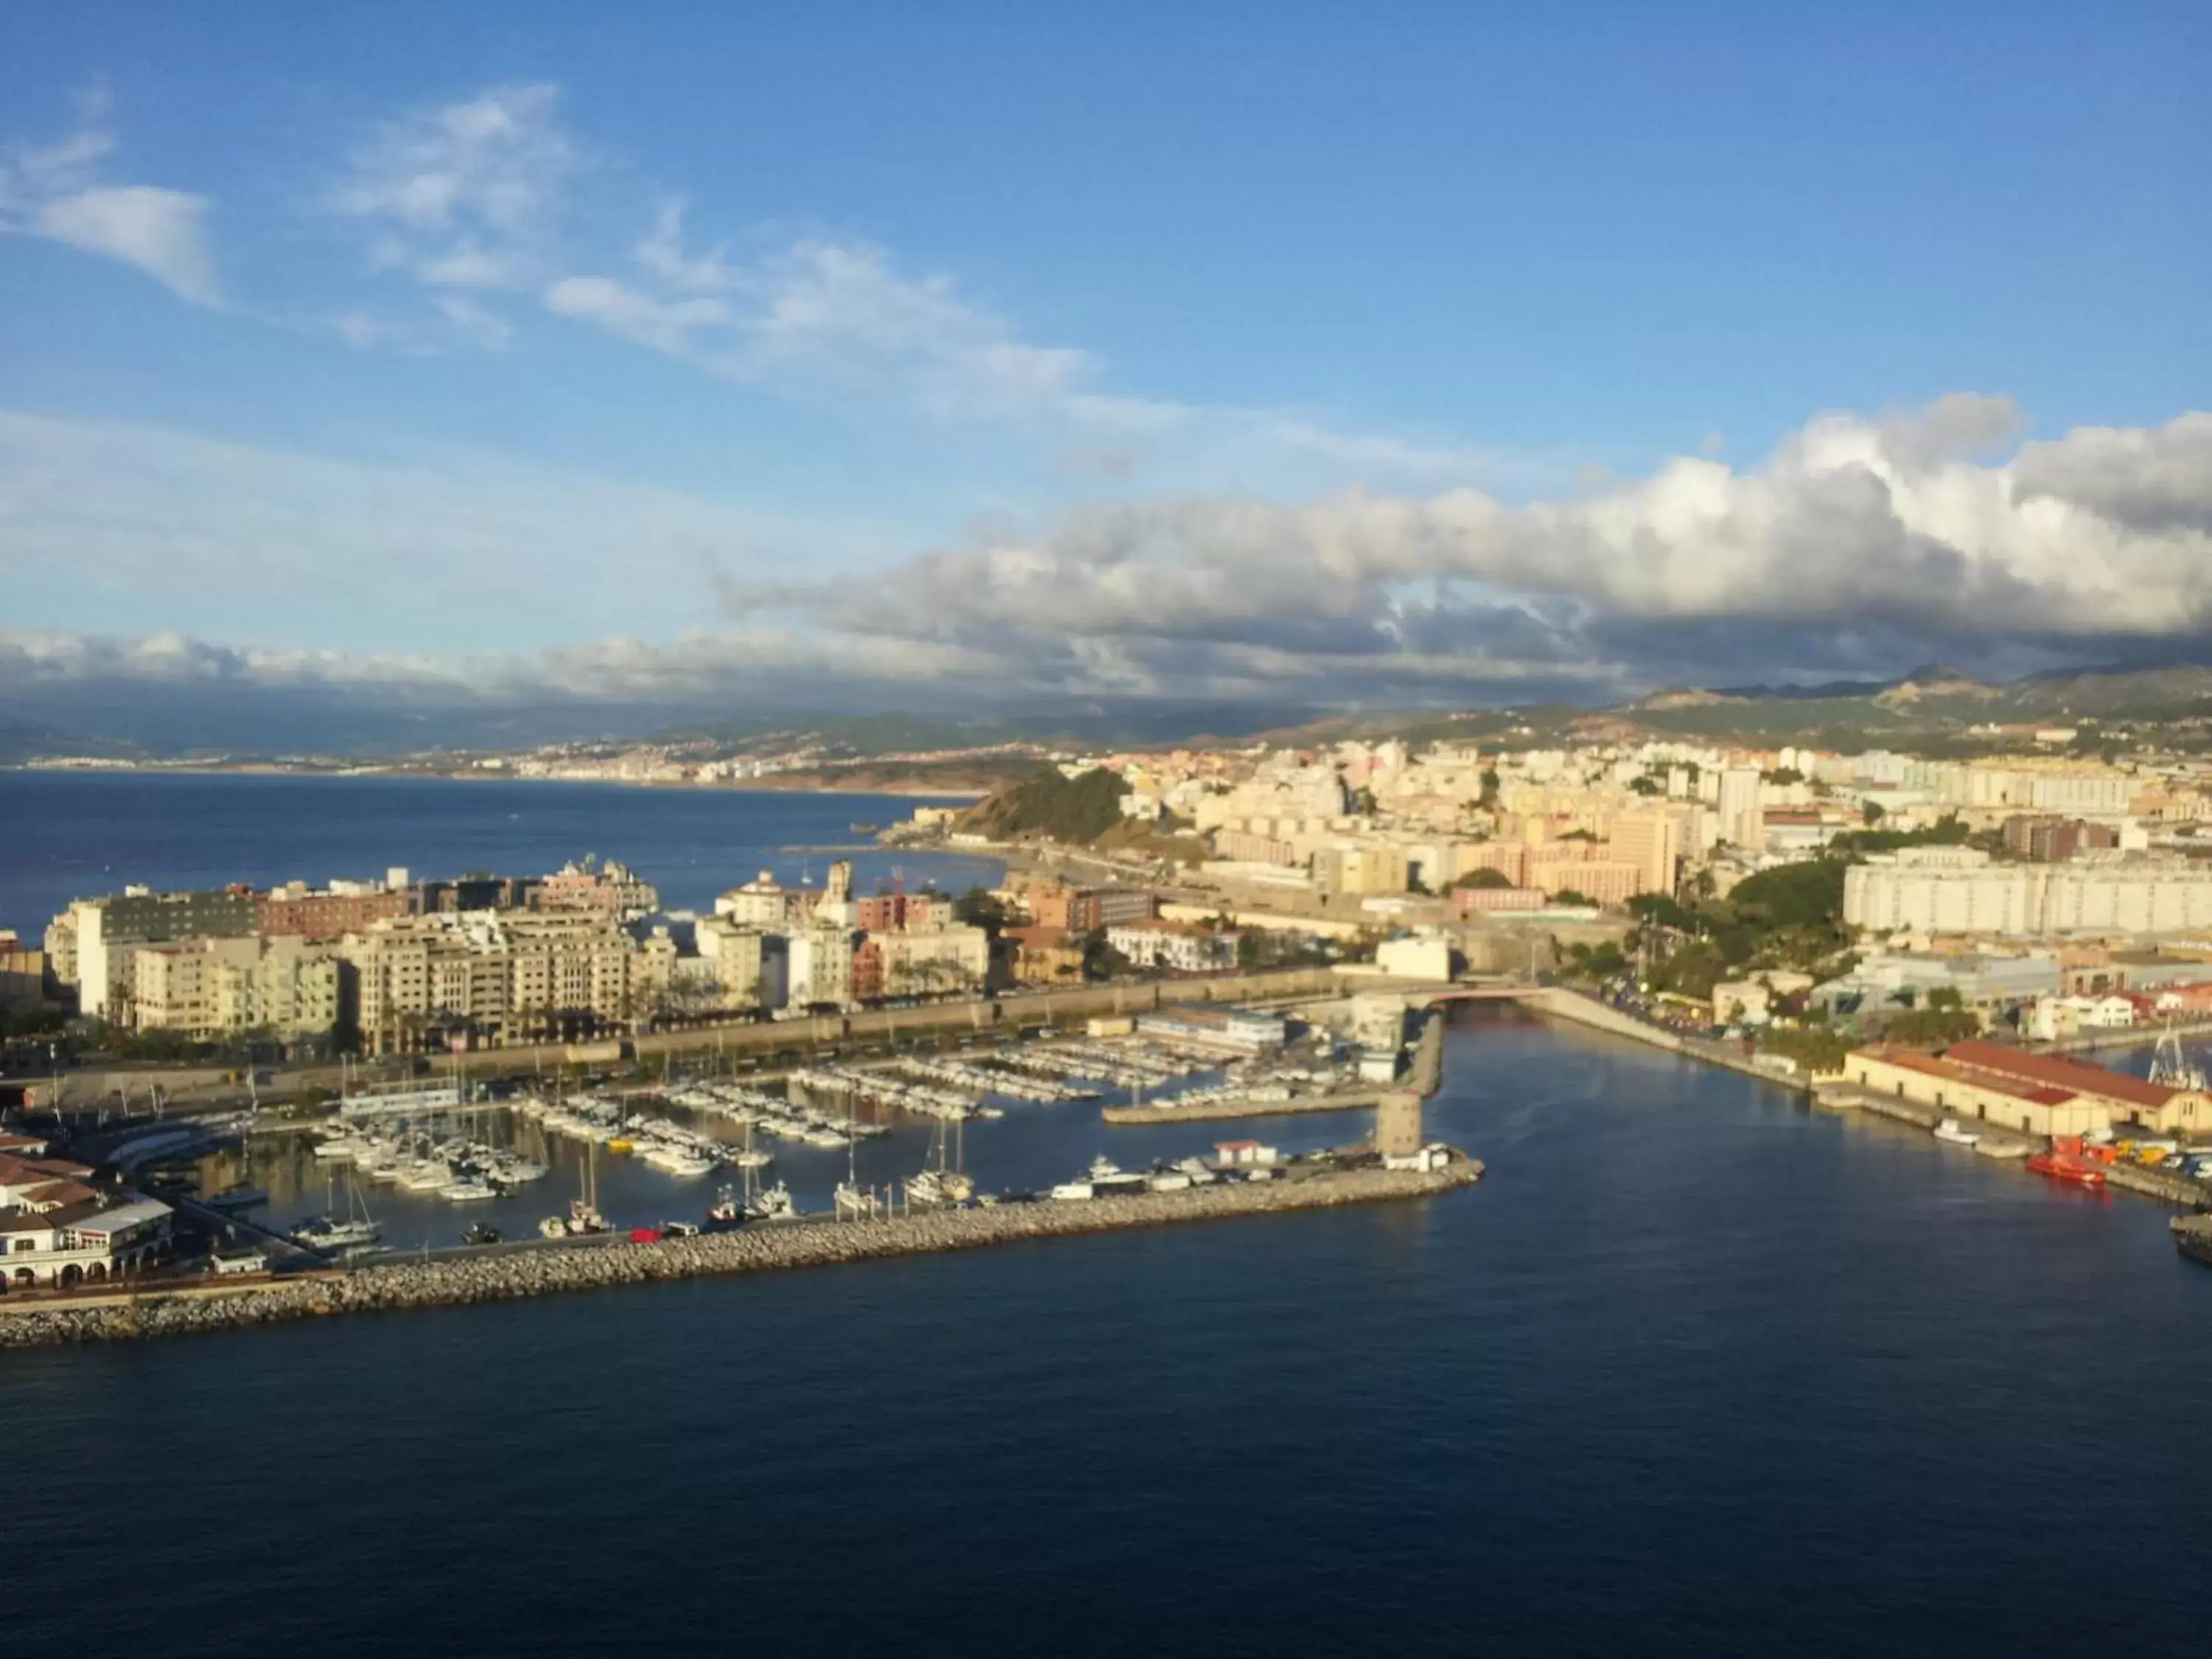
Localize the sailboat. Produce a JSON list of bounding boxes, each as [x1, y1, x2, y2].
[[293, 1171, 383, 1253], [2148, 1021, 2208, 1091], [540, 1142, 609, 1238], [906, 1111, 975, 1207], [833, 1133, 880, 1220]]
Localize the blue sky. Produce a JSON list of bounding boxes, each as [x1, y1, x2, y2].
[[1, 3, 2208, 725]]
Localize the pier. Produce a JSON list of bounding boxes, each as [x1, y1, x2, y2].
[[1101, 1086, 1387, 1125], [0, 1153, 1484, 1349]]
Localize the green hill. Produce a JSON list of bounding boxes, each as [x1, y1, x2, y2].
[[958, 767, 1131, 842]]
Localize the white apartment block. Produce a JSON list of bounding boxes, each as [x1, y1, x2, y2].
[[1845, 847, 2212, 936]]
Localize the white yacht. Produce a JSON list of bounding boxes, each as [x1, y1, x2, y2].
[[441, 1176, 501, 1203], [294, 1214, 383, 1251], [398, 1159, 453, 1192], [745, 1180, 798, 1222], [1085, 1155, 1149, 1194]]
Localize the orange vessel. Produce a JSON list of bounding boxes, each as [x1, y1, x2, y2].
[[2027, 1150, 2107, 1187]]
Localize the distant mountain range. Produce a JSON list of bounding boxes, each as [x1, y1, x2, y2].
[[11, 662, 2212, 765]]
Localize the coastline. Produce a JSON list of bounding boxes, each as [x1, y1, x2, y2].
[[0, 1155, 1481, 1349], [8, 763, 988, 801]]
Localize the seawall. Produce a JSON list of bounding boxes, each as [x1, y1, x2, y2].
[[1100, 1087, 1386, 1125], [0, 1157, 1482, 1349]]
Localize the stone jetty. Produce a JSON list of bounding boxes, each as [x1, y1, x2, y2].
[[1100, 1088, 1385, 1125], [0, 1155, 1481, 1349]]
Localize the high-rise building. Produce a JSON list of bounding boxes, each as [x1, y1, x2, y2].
[[1610, 810, 1683, 897]]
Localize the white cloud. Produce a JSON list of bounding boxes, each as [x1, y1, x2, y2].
[[29, 186, 222, 306], [543, 274, 730, 358], [10, 399, 2211, 720], [724, 399, 2212, 694], [330, 82, 573, 295], [0, 102, 223, 307]]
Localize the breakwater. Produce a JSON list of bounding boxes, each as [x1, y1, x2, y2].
[[0, 1156, 1481, 1349], [1100, 1088, 1385, 1125]]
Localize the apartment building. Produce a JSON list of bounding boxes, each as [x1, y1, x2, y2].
[[1845, 847, 2212, 936], [132, 935, 341, 1041], [1107, 919, 1239, 973], [341, 911, 673, 1053], [0, 931, 45, 1015], [257, 884, 414, 939], [1609, 810, 1683, 896], [874, 923, 992, 995], [63, 889, 260, 1020]]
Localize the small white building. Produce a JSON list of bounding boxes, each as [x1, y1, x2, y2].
[[1375, 936, 1454, 982], [1108, 921, 1239, 973]]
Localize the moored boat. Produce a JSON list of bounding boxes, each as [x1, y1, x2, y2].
[[1933, 1118, 1979, 1147], [2026, 1150, 2107, 1187]]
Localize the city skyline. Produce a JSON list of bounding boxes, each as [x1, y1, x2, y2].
[[4, 4, 2209, 734]]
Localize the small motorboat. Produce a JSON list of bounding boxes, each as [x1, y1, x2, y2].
[[462, 1222, 504, 1247], [1932, 1118, 1979, 1148]]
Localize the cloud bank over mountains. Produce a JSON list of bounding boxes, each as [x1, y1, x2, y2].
[[6, 398, 2211, 744]]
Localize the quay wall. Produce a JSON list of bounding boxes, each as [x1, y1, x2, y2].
[[0, 1158, 1481, 1349], [1101, 1088, 1386, 1126], [1517, 987, 1685, 1052], [1816, 1083, 2208, 1206]]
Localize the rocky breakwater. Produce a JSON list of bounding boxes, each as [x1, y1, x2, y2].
[[0, 1155, 1483, 1349]]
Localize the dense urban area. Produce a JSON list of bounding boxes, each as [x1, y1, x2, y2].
[[12, 708, 2212, 1308]]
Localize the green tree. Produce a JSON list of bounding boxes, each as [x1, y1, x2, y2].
[[1862, 800, 1887, 827], [1452, 866, 1515, 890], [953, 885, 1010, 935], [1551, 888, 1599, 908]]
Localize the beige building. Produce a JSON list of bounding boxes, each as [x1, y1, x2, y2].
[[1313, 844, 1409, 897], [1610, 810, 1683, 897], [1844, 1038, 2209, 1137], [786, 926, 858, 1007], [341, 911, 672, 1053], [133, 935, 340, 1040], [873, 924, 991, 996], [692, 916, 774, 1009]]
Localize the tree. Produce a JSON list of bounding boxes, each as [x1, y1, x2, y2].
[[1453, 867, 1515, 890], [1862, 800, 1887, 827], [1884, 1006, 1980, 1046], [1478, 768, 1500, 807], [1629, 775, 1663, 796], [1551, 888, 1599, 908], [1927, 986, 1964, 1012], [1762, 766, 1805, 787], [953, 886, 1010, 935], [1627, 893, 1694, 931]]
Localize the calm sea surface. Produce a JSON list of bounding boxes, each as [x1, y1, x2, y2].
[[0, 770, 1004, 938], [3, 778, 2211, 1655]]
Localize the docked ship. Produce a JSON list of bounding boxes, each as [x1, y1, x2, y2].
[[2026, 1147, 2107, 1188], [2172, 1214, 2212, 1267]]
